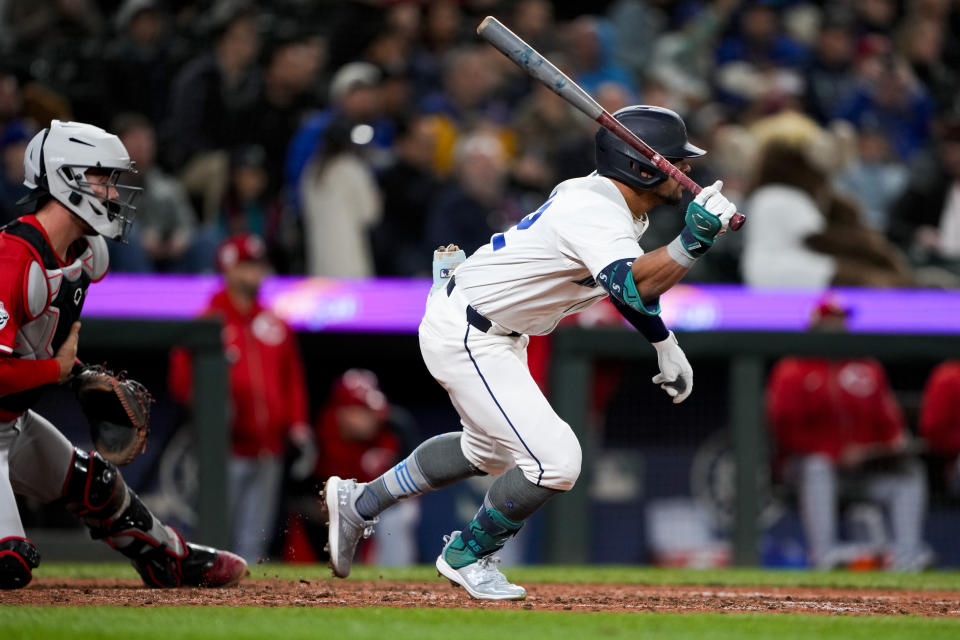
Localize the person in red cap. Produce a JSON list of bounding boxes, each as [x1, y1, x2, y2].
[[283, 368, 422, 566], [169, 233, 314, 562], [920, 361, 960, 495], [766, 296, 930, 570]]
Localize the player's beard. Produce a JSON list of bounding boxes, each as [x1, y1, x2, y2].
[[656, 182, 684, 206]]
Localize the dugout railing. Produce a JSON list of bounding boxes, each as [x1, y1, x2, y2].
[[548, 328, 960, 566], [83, 318, 230, 550]]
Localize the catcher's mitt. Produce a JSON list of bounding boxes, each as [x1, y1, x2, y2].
[[73, 365, 154, 466]]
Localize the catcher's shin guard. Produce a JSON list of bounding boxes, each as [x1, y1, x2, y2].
[[62, 449, 247, 588], [0, 537, 41, 589]]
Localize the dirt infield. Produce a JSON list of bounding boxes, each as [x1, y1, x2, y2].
[[5, 578, 960, 616]]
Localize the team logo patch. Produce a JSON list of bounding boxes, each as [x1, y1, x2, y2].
[[0, 301, 8, 330]]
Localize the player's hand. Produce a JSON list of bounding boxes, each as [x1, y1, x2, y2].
[[693, 180, 738, 234], [651, 331, 693, 403], [288, 423, 318, 481], [55, 322, 81, 382]]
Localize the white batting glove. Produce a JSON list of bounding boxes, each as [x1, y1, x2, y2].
[[651, 331, 693, 404], [693, 180, 738, 234]]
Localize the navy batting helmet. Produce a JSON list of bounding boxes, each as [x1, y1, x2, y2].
[[595, 106, 705, 190]]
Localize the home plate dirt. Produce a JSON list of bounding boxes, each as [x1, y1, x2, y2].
[[6, 579, 960, 616]]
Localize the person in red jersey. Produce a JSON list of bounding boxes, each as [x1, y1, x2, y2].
[[0, 120, 247, 590], [920, 361, 960, 494], [169, 233, 313, 562], [766, 298, 931, 570]]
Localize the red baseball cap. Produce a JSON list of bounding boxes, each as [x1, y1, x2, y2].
[[329, 369, 389, 418], [216, 233, 267, 272]]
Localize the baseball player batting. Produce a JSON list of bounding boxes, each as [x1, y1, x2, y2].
[[0, 120, 246, 590], [324, 105, 739, 600]]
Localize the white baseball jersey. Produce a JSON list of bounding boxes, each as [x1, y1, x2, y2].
[[453, 174, 649, 335]]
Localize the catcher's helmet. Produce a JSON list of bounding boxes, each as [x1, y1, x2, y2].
[[595, 105, 705, 190], [22, 120, 141, 242]]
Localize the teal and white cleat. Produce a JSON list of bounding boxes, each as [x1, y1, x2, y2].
[[435, 531, 526, 601], [322, 476, 377, 578]]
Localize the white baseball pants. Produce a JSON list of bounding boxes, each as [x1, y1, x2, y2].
[[418, 283, 581, 491]]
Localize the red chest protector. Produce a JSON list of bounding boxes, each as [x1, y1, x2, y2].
[[0, 220, 107, 413]]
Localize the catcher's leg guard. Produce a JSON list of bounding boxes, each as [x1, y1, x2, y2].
[[62, 449, 246, 588], [0, 536, 40, 590]]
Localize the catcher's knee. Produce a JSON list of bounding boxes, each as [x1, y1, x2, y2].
[[0, 537, 41, 590], [62, 449, 127, 519]]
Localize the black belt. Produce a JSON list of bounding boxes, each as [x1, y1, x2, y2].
[[447, 276, 521, 336]]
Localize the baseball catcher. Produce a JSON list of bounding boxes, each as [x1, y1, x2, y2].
[[0, 120, 246, 590]]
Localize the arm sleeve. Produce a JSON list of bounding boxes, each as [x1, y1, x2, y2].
[[0, 257, 27, 353], [609, 296, 669, 342], [0, 356, 60, 395]]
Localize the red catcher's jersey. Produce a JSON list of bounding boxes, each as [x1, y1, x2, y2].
[[0, 215, 108, 414]]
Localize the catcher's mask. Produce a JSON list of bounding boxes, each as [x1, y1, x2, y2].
[[21, 120, 142, 243]]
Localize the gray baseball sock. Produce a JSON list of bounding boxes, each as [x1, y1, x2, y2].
[[354, 432, 484, 519], [486, 465, 563, 521], [444, 467, 562, 568]]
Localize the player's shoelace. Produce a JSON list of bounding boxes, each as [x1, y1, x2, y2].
[[472, 555, 509, 585]]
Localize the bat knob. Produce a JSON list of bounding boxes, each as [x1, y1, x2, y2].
[[729, 212, 746, 231]]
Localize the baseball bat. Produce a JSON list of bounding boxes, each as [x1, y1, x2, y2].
[[477, 16, 745, 231]]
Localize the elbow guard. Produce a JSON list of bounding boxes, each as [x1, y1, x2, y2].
[[597, 258, 660, 316]]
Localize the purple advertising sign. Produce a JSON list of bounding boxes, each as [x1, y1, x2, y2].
[[83, 275, 960, 335]]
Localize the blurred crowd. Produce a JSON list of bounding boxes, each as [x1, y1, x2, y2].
[[2, 0, 960, 286]]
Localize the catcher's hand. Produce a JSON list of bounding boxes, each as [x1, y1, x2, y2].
[[73, 365, 154, 465]]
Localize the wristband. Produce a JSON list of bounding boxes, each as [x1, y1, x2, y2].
[[667, 235, 698, 268]]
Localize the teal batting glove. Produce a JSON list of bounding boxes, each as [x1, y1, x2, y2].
[[680, 200, 723, 256], [668, 180, 738, 266]]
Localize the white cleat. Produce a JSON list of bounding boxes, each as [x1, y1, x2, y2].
[[435, 531, 526, 601], [322, 476, 377, 578]]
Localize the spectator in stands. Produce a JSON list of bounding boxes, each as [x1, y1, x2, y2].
[[898, 14, 957, 112], [742, 111, 912, 288], [0, 119, 31, 225], [110, 113, 212, 273], [102, 0, 186, 125], [239, 23, 325, 202], [284, 369, 418, 567], [169, 234, 314, 562], [562, 15, 635, 97], [166, 0, 261, 221], [835, 126, 909, 232], [372, 113, 440, 277], [646, 0, 739, 116], [920, 361, 960, 495], [834, 35, 934, 161], [766, 298, 931, 570], [420, 46, 511, 176], [425, 131, 520, 257], [301, 116, 382, 277], [888, 119, 960, 280], [219, 144, 288, 270], [803, 9, 859, 124], [284, 61, 383, 216]]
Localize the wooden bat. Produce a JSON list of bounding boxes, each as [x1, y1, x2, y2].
[[477, 16, 745, 231]]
